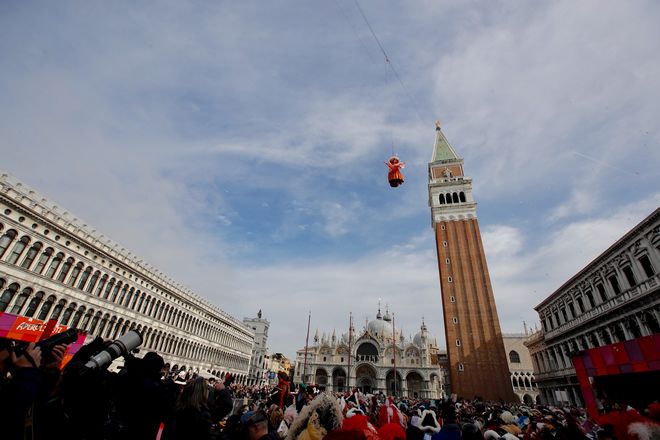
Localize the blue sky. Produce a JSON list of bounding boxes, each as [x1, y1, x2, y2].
[[1, 1, 659, 357]]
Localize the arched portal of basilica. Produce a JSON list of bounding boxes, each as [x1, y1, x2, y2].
[[355, 364, 377, 393]]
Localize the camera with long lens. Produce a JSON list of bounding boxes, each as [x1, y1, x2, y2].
[[84, 330, 143, 370], [12, 328, 80, 356]]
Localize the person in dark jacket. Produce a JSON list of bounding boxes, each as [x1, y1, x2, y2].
[[120, 351, 176, 439], [210, 376, 234, 423], [1, 340, 68, 440], [169, 376, 214, 440]]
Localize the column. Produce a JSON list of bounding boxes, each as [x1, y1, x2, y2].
[[635, 314, 650, 337], [560, 345, 571, 368], [543, 351, 552, 372], [604, 327, 615, 344], [553, 347, 564, 369]]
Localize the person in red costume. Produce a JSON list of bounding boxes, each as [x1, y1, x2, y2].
[[378, 396, 404, 428], [385, 156, 405, 188], [276, 371, 291, 408]]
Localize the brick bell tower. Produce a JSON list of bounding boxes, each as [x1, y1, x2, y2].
[[428, 121, 515, 402]]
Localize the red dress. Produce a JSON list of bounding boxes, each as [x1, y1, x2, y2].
[[386, 158, 405, 187]]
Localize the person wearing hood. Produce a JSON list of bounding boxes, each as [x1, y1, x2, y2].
[[431, 407, 460, 440]]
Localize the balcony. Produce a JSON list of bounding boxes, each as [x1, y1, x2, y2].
[[536, 366, 576, 381]]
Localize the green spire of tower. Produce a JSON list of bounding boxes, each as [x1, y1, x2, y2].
[[431, 120, 460, 162]]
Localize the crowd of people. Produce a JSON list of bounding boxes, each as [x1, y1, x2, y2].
[[1, 335, 659, 440]]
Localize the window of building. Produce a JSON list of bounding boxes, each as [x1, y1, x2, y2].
[[608, 275, 621, 295], [442, 241, 447, 247], [509, 350, 521, 363], [576, 297, 585, 313], [23, 292, 44, 318], [20, 242, 42, 269], [67, 263, 83, 287], [596, 284, 607, 302], [561, 308, 568, 322], [6, 236, 30, 264], [56, 258, 74, 282], [638, 255, 655, 278], [452, 317, 458, 324], [568, 303, 576, 318], [441, 224, 446, 230], [33, 247, 53, 274], [450, 296, 455, 303], [0, 230, 18, 259], [459, 192, 466, 202], [86, 271, 100, 294], [622, 266, 636, 287], [445, 258, 450, 264], [439, 194, 445, 205], [0, 283, 19, 312], [455, 339, 461, 346], [585, 290, 595, 308], [77, 267, 92, 290], [37, 296, 55, 320], [458, 363, 464, 371], [9, 288, 31, 314], [448, 276, 453, 283]]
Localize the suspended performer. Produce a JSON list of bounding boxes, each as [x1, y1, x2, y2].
[[385, 155, 405, 187]]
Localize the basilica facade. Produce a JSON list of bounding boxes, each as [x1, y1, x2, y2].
[[294, 307, 447, 399]]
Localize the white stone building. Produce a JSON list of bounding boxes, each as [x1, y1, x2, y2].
[[0, 173, 254, 382], [525, 207, 660, 406], [502, 333, 540, 405], [294, 307, 446, 398], [244, 310, 270, 385]]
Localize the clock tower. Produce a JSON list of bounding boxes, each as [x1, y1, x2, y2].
[[428, 122, 515, 401]]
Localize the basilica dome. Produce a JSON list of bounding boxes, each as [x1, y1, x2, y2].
[[413, 320, 429, 346], [367, 317, 394, 338]]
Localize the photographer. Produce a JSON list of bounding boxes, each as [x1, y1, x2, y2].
[[117, 351, 177, 439], [0, 339, 68, 440]]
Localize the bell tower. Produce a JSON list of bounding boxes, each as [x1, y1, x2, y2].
[[428, 122, 515, 401]]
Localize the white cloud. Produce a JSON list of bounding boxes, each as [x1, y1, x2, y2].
[[1, 1, 659, 360]]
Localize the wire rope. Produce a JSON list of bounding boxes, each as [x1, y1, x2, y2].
[[352, 0, 429, 126]]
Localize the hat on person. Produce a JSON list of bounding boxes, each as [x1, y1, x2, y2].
[[241, 411, 255, 425], [413, 410, 440, 433], [244, 411, 269, 428], [346, 408, 365, 418], [499, 411, 516, 424], [286, 394, 344, 440], [342, 414, 379, 440]]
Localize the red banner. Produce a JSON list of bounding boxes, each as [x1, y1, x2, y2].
[[0, 312, 87, 368]]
